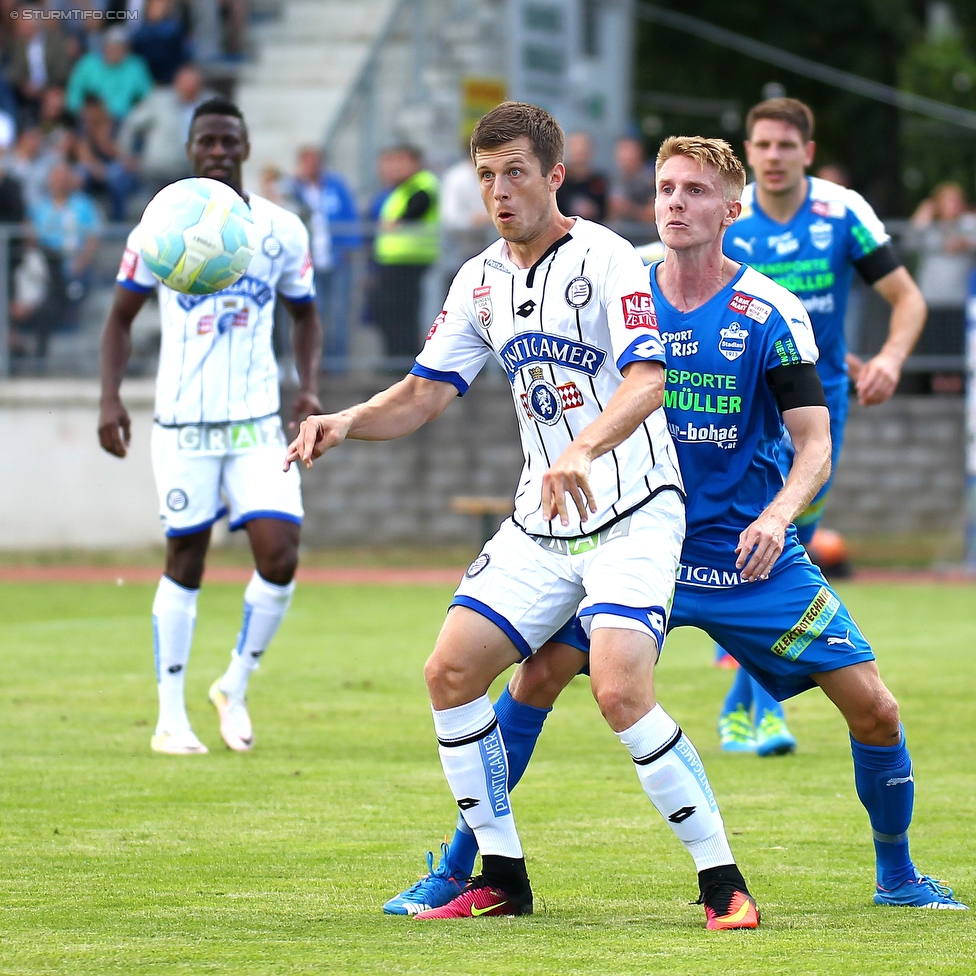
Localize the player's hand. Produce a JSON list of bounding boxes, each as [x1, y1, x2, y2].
[[289, 390, 323, 430], [283, 413, 351, 470], [735, 512, 788, 582], [845, 351, 864, 383], [855, 352, 900, 406], [98, 397, 131, 458], [542, 445, 596, 527]]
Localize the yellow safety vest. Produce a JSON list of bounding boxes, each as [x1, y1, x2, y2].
[[375, 170, 440, 265]]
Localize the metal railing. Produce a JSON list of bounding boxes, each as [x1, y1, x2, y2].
[[0, 219, 967, 380]]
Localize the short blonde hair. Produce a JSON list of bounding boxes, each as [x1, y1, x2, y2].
[[656, 136, 746, 202]]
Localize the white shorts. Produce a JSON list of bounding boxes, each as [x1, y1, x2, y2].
[[452, 490, 684, 657], [150, 416, 303, 537]]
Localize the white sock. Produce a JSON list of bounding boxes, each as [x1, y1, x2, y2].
[[432, 694, 523, 859], [152, 575, 199, 735], [218, 572, 295, 700], [617, 704, 735, 871]]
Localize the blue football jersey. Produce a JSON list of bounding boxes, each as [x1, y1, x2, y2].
[[649, 262, 820, 586], [723, 177, 890, 389]]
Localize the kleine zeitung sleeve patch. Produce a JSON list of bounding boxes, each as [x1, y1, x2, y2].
[[621, 292, 656, 329]]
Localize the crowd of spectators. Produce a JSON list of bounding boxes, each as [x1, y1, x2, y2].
[[0, 0, 239, 361]]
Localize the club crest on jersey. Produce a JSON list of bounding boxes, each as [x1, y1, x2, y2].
[[621, 291, 656, 329], [524, 367, 564, 426], [520, 371, 583, 421], [262, 235, 282, 258], [473, 286, 493, 328], [564, 276, 592, 308], [809, 218, 833, 251], [198, 299, 249, 335], [718, 322, 749, 361]]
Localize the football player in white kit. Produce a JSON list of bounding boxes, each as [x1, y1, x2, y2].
[[286, 103, 752, 921], [98, 98, 322, 755]]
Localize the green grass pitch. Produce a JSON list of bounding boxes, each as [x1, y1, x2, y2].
[[1, 579, 974, 975]]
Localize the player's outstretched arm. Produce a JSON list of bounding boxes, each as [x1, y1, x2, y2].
[[736, 404, 831, 581], [98, 284, 149, 458], [858, 267, 926, 406], [542, 360, 664, 526], [284, 374, 459, 470], [281, 295, 324, 428]]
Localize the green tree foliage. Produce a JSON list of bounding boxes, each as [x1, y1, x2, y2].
[[899, 30, 976, 211], [632, 0, 976, 215]]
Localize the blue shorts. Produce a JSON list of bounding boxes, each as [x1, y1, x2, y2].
[[780, 381, 848, 542], [551, 548, 875, 701]]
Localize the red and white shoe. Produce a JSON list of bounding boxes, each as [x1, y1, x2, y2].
[[701, 886, 760, 930], [413, 877, 532, 919]]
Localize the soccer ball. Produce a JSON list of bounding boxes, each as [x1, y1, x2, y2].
[[139, 178, 256, 295], [808, 528, 852, 578]]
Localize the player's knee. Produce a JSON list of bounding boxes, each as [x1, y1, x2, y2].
[[423, 652, 470, 707], [849, 688, 901, 745], [509, 650, 576, 709], [255, 546, 298, 585], [590, 677, 652, 732]]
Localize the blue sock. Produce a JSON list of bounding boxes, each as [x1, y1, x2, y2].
[[850, 726, 916, 890], [752, 677, 785, 722], [721, 662, 754, 716], [443, 685, 551, 877]]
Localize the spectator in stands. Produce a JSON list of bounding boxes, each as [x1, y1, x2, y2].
[[28, 158, 101, 346], [909, 180, 976, 355], [556, 131, 607, 222], [289, 145, 359, 370], [260, 163, 290, 208], [6, 3, 77, 124], [38, 86, 74, 150], [7, 125, 56, 208], [815, 163, 852, 187], [66, 26, 152, 120], [608, 135, 655, 225], [131, 0, 189, 85], [74, 94, 139, 220], [118, 64, 210, 194], [371, 144, 439, 360], [441, 150, 491, 272]]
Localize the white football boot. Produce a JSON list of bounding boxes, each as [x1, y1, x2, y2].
[[151, 728, 209, 755], [209, 679, 254, 751]]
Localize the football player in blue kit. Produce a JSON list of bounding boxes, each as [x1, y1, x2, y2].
[[385, 136, 964, 917], [715, 98, 926, 756]]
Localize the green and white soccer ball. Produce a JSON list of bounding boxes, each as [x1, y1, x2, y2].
[[139, 178, 257, 295]]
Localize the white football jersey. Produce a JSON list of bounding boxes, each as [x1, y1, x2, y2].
[[117, 193, 315, 426], [413, 218, 683, 538]]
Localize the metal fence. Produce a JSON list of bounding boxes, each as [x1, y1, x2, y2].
[[0, 218, 967, 380]]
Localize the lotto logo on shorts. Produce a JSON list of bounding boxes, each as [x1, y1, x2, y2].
[[621, 292, 656, 329]]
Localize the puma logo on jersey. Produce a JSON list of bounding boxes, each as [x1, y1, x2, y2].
[[825, 629, 856, 648], [732, 236, 755, 255]]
